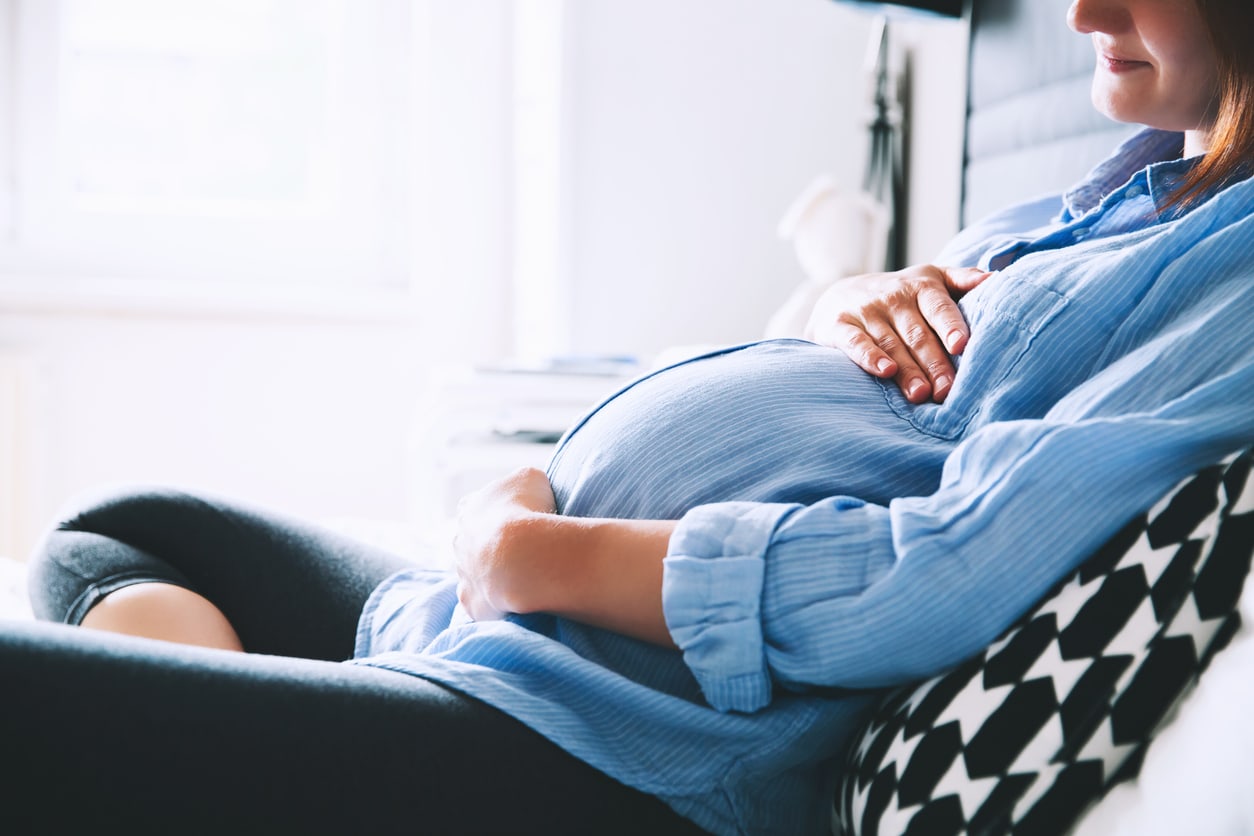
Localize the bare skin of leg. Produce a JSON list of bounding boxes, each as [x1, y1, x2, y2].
[[80, 582, 245, 652]]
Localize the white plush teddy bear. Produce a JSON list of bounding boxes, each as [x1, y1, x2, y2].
[[765, 176, 890, 339]]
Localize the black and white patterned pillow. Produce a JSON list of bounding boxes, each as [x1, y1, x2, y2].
[[834, 449, 1254, 836]]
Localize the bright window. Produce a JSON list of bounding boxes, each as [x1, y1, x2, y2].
[[0, 0, 566, 359], [60, 0, 337, 212], [1, 0, 414, 291]]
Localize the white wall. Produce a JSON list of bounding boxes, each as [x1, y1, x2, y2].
[[561, 0, 969, 359], [419, 0, 515, 367], [895, 13, 969, 265]]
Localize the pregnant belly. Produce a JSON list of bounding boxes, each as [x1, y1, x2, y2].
[[546, 340, 952, 521]]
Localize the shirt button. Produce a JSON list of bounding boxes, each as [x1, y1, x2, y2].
[[1125, 184, 1145, 199]]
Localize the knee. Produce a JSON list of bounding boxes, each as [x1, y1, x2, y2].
[[29, 485, 176, 575], [27, 487, 198, 624], [50, 485, 198, 537], [26, 527, 113, 623]]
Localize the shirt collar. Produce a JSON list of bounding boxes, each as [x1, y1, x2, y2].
[[1061, 128, 1185, 220], [1143, 157, 1204, 222]]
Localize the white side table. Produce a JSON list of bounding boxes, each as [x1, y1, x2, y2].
[[408, 361, 639, 536]]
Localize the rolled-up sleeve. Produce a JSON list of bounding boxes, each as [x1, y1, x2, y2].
[[663, 501, 796, 713], [663, 498, 893, 713]]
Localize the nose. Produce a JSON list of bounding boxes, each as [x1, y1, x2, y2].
[[1067, 0, 1129, 35]]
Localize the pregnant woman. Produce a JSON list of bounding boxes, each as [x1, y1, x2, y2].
[[8, 0, 1254, 833]]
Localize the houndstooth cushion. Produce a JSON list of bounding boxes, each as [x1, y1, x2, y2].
[[834, 449, 1254, 836]]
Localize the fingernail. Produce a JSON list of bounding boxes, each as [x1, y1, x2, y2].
[[935, 375, 951, 393], [876, 358, 893, 374], [946, 330, 964, 351], [907, 379, 926, 400]]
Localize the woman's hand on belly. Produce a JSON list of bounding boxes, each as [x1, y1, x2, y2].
[[453, 467, 678, 648], [805, 263, 990, 404], [453, 467, 559, 622]]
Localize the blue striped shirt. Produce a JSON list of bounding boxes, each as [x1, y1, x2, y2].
[[353, 129, 1254, 835]]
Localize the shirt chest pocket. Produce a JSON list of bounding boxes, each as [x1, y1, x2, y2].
[[880, 276, 1072, 441]]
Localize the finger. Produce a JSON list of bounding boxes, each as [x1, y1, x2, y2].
[[916, 285, 972, 355], [890, 310, 957, 403], [941, 266, 993, 294], [456, 583, 484, 621], [520, 467, 558, 513], [864, 318, 932, 403], [457, 577, 498, 622], [497, 467, 556, 514], [828, 322, 898, 377]]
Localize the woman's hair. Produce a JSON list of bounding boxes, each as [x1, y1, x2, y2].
[[1174, 0, 1254, 206]]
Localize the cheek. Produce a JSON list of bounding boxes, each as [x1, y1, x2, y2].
[[1158, 59, 1219, 131], [1149, 16, 1220, 127]]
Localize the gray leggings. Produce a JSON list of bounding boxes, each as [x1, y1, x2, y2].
[[6, 487, 706, 835]]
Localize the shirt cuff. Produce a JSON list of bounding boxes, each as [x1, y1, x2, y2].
[[662, 501, 796, 713]]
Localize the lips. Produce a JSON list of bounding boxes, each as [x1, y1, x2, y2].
[[1100, 53, 1150, 73], [1095, 42, 1150, 73]]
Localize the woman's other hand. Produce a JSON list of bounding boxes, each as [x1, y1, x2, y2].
[[451, 467, 678, 646], [453, 467, 556, 622], [804, 264, 991, 403]]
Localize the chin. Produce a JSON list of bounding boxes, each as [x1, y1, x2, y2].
[[1090, 84, 1144, 127]]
